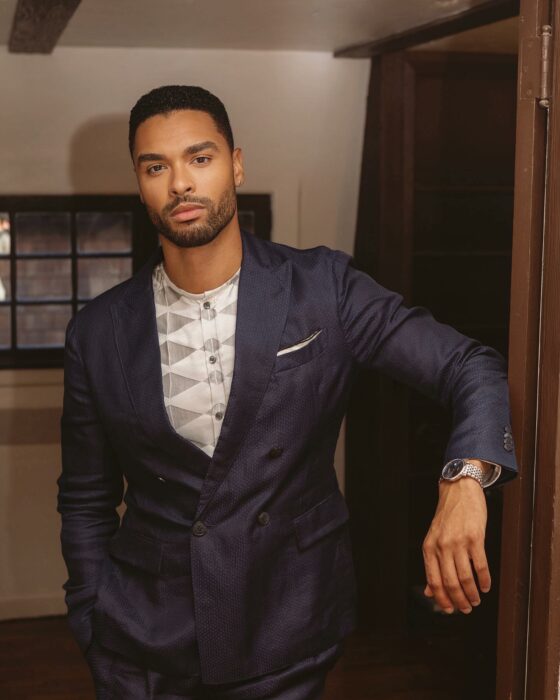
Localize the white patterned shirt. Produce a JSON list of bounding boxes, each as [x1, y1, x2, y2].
[[152, 260, 240, 457]]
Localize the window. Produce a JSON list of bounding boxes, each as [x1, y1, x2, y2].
[[0, 196, 153, 368], [0, 193, 271, 368]]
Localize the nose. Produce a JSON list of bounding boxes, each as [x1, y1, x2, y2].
[[168, 165, 195, 198]]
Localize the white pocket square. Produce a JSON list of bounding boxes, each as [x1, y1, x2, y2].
[[276, 329, 323, 356]]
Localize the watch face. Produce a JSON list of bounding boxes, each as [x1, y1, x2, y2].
[[443, 459, 465, 479]]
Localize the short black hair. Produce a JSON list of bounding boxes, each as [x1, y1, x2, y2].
[[128, 85, 234, 159]]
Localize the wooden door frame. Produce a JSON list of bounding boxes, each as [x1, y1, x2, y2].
[[521, 0, 560, 695], [342, 0, 559, 696], [495, 0, 559, 696]]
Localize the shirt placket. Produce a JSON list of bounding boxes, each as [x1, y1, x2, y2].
[[200, 295, 226, 447]]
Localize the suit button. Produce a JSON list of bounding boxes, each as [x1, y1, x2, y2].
[[267, 447, 283, 459], [257, 512, 270, 526], [192, 521, 207, 537]]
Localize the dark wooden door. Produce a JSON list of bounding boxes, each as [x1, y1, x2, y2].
[[346, 50, 518, 699], [346, 0, 560, 695]]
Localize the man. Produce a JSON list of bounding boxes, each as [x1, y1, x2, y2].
[[57, 85, 518, 699]]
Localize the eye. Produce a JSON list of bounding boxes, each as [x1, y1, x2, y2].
[[193, 156, 211, 164], [146, 164, 166, 175]]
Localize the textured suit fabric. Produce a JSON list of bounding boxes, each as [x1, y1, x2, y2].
[[57, 228, 518, 686]]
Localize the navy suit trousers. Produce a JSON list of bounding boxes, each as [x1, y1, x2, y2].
[[85, 635, 345, 699]]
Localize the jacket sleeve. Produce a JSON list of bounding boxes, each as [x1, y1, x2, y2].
[[330, 248, 518, 487], [56, 313, 124, 654]]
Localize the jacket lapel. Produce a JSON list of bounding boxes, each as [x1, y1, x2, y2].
[[111, 229, 292, 509], [111, 243, 211, 478], [195, 229, 292, 517]]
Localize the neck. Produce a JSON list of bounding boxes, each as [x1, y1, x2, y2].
[[159, 219, 242, 294]]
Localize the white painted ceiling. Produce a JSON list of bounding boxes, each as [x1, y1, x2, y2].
[[0, 0, 517, 53], [412, 15, 517, 52]]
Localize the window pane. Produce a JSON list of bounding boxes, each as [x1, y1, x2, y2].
[[78, 257, 132, 299], [16, 258, 72, 301], [0, 306, 10, 348], [0, 213, 10, 255], [15, 212, 71, 255], [17, 304, 71, 348], [0, 260, 11, 301], [77, 212, 132, 253]]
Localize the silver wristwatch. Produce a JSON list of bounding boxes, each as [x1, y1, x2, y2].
[[439, 458, 489, 488]]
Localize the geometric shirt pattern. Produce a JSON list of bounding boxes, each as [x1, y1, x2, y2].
[[151, 259, 241, 457]]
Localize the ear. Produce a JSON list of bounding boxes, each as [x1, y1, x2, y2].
[[232, 147, 245, 188]]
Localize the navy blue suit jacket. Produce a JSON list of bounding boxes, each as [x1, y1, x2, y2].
[[57, 227, 518, 683]]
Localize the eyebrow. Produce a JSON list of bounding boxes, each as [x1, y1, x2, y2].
[[136, 140, 219, 166]]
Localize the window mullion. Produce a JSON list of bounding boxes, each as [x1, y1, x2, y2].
[[9, 211, 16, 351]]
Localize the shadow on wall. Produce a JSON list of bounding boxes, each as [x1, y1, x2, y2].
[[69, 115, 138, 193]]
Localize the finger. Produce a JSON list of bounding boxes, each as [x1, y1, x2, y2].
[[440, 552, 472, 613], [470, 539, 491, 593], [454, 550, 481, 607], [424, 584, 434, 597], [423, 546, 454, 613]]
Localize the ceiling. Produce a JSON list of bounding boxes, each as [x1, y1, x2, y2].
[[0, 0, 517, 53], [412, 14, 517, 52]]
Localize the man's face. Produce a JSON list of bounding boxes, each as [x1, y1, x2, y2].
[[133, 109, 244, 249]]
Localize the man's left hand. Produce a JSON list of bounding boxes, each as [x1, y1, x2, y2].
[[422, 459, 491, 614]]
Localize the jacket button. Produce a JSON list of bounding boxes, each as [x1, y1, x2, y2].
[[192, 521, 207, 537], [257, 512, 270, 526], [267, 447, 283, 459]]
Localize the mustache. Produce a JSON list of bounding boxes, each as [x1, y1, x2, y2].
[[164, 196, 210, 215]]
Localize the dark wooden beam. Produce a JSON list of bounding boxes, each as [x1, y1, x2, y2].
[[334, 0, 519, 58], [8, 0, 81, 54]]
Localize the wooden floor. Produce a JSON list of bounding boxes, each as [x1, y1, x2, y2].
[[0, 617, 478, 699]]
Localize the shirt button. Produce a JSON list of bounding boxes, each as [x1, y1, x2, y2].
[[203, 301, 211, 309], [267, 447, 283, 459], [209, 355, 217, 364], [257, 512, 270, 526], [215, 411, 223, 420], [192, 521, 207, 537]]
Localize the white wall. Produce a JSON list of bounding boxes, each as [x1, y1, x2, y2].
[[0, 46, 370, 619], [1, 46, 369, 250]]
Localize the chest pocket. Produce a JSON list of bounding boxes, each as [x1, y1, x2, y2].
[[273, 327, 328, 373]]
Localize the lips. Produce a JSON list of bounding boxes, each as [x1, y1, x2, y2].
[[170, 205, 205, 222]]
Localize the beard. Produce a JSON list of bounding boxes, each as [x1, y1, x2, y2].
[[146, 185, 237, 249]]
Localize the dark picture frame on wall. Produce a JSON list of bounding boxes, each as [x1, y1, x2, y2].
[[0, 192, 272, 368]]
